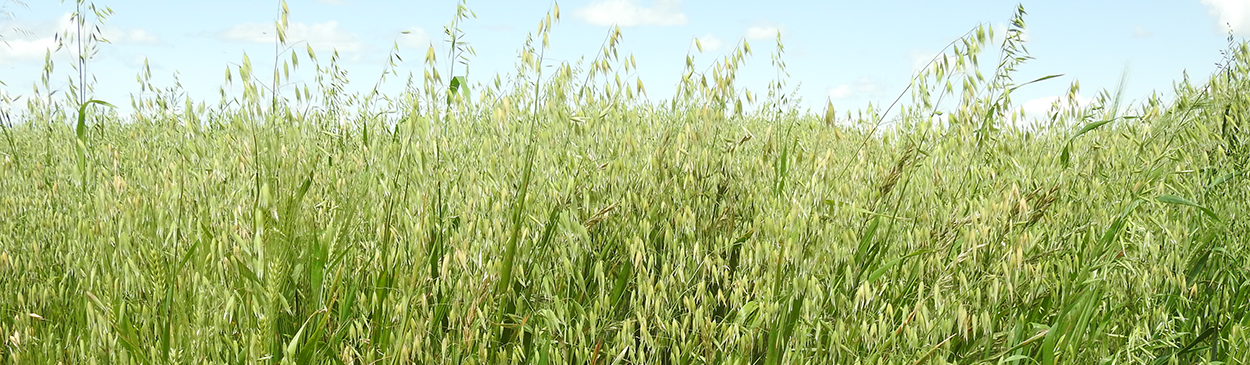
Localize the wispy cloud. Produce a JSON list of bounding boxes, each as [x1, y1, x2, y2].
[[397, 27, 432, 50], [909, 50, 939, 73], [1132, 25, 1152, 38], [745, 25, 783, 40], [992, 22, 1030, 43], [827, 77, 882, 100], [574, 0, 687, 27], [827, 84, 852, 99], [1200, 0, 1250, 36], [692, 33, 722, 52], [107, 28, 160, 45], [0, 14, 65, 64], [218, 20, 368, 53], [127, 55, 156, 69], [0, 34, 57, 64], [0, 13, 158, 64]]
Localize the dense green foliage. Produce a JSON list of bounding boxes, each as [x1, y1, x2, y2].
[[1, 3, 1248, 364]]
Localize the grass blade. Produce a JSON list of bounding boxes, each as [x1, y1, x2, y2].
[[1156, 194, 1220, 221]]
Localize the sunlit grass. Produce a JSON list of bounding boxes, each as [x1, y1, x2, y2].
[[0, 2, 1247, 364]]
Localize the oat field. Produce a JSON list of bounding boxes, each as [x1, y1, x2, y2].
[[1, 2, 1248, 364]]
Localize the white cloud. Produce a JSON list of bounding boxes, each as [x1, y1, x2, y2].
[[218, 21, 368, 53], [397, 27, 432, 49], [909, 50, 939, 73], [574, 0, 687, 27], [993, 22, 1030, 43], [125, 55, 163, 71], [1200, 0, 1250, 36], [827, 77, 882, 100], [0, 28, 56, 64], [827, 85, 852, 99], [0, 13, 159, 64], [106, 28, 160, 45], [0, 36, 57, 64], [745, 25, 782, 40], [692, 34, 722, 52], [1132, 25, 1152, 38], [854, 77, 881, 95], [217, 23, 280, 44]]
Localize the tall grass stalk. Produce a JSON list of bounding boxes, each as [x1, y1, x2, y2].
[[0, 2, 1247, 364]]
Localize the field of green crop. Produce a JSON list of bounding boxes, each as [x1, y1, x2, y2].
[[1, 2, 1248, 364]]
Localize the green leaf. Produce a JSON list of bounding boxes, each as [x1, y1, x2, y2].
[[866, 249, 928, 284], [855, 216, 880, 265], [73, 100, 115, 185], [446, 75, 469, 106], [75, 139, 88, 183], [737, 301, 760, 326], [609, 259, 632, 313], [75, 100, 115, 142], [1157, 194, 1197, 207], [1059, 144, 1072, 167], [498, 140, 535, 296], [162, 237, 203, 360], [1073, 119, 1113, 137], [767, 291, 806, 365], [1151, 325, 1219, 365], [285, 313, 314, 358], [230, 250, 262, 285], [1009, 73, 1064, 92], [1099, 198, 1144, 246], [448, 75, 464, 94], [1060, 118, 1116, 166], [1156, 194, 1220, 221], [1205, 170, 1244, 191], [288, 171, 314, 214]]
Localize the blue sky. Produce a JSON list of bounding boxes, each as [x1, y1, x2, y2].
[[1, 0, 1248, 118]]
